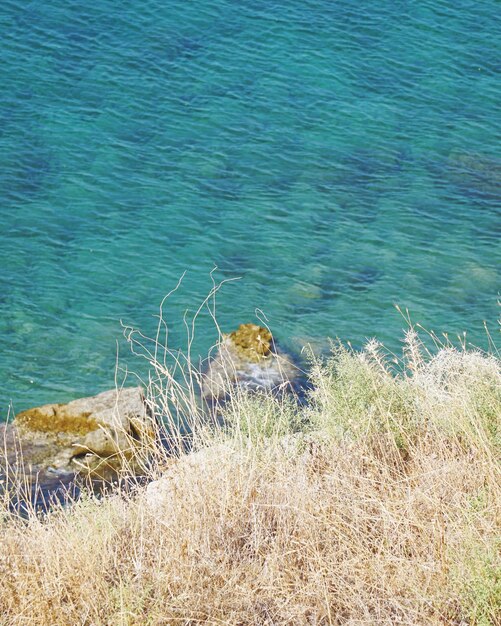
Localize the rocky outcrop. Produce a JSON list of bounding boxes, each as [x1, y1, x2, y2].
[[1, 326, 302, 512], [144, 443, 237, 515], [144, 433, 324, 515], [10, 387, 154, 477], [201, 323, 301, 402]]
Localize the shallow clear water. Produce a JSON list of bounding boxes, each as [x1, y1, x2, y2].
[[1, 0, 499, 414]]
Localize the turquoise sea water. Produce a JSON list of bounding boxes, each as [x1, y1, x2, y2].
[[1, 0, 499, 414]]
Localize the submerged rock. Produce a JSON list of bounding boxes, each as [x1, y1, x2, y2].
[[446, 149, 501, 196], [11, 387, 153, 477], [201, 323, 301, 402]]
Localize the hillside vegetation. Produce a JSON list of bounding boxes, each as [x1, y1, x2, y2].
[[1, 329, 499, 625]]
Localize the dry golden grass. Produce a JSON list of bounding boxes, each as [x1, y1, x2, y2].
[[0, 325, 499, 625]]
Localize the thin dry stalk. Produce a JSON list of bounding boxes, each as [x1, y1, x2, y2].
[[0, 300, 499, 626]]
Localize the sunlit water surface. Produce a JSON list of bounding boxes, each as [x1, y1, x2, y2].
[[1, 0, 499, 413]]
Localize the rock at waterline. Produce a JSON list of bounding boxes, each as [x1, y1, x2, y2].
[[201, 323, 301, 401], [1, 328, 300, 511], [11, 387, 153, 477]]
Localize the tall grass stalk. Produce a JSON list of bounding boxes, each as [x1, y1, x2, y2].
[[0, 297, 499, 625]]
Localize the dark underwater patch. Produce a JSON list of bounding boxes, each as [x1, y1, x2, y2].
[[348, 267, 383, 292]]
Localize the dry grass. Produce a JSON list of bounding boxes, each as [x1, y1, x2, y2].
[[0, 321, 499, 625]]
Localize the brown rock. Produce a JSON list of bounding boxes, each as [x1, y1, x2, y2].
[[12, 387, 153, 476], [201, 324, 300, 401], [228, 323, 272, 361]]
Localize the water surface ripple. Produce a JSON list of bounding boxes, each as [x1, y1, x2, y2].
[[1, 0, 499, 412]]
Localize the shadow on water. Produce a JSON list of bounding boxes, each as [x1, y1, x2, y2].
[[0, 423, 149, 518], [1, 470, 153, 520]]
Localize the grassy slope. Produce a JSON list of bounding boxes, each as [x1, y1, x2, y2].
[[0, 331, 499, 625]]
